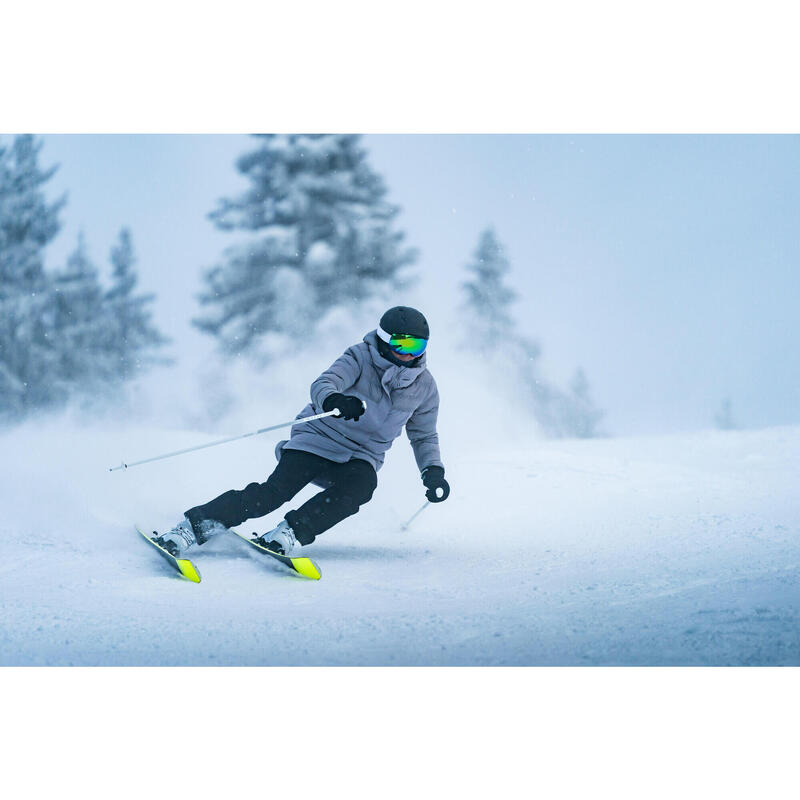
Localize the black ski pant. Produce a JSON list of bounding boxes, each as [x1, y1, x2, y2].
[[184, 449, 378, 545]]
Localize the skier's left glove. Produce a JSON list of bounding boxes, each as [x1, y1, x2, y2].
[[422, 466, 450, 503]]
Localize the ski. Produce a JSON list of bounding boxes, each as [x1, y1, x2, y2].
[[135, 525, 202, 583], [230, 528, 322, 580]]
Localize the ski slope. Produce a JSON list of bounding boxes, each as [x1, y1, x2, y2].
[[1, 417, 798, 666]]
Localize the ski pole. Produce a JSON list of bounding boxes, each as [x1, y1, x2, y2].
[[108, 408, 342, 472], [401, 500, 431, 531]]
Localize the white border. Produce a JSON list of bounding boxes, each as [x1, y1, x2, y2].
[[1, 1, 798, 132], [2, 668, 797, 798], [2, 2, 798, 796]]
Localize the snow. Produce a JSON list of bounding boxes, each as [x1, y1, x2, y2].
[[305, 240, 337, 271], [1, 415, 798, 666]]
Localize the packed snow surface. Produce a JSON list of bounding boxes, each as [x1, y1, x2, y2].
[[1, 418, 798, 666]]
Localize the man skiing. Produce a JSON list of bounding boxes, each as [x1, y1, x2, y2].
[[156, 306, 450, 557]]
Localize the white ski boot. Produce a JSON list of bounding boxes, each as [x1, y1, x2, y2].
[[155, 518, 196, 556], [256, 519, 299, 556], [156, 517, 227, 556]]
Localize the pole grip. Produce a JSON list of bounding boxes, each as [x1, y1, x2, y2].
[[330, 399, 366, 419]]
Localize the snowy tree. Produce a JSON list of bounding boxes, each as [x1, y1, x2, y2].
[[560, 368, 604, 438], [514, 336, 604, 440], [0, 135, 65, 419], [105, 228, 169, 380], [194, 134, 417, 357], [462, 228, 518, 350], [40, 230, 168, 405], [462, 227, 604, 438], [50, 233, 116, 394], [714, 397, 736, 430], [0, 137, 169, 422], [462, 228, 550, 421]]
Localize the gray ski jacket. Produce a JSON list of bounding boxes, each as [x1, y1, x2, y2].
[[276, 330, 444, 474]]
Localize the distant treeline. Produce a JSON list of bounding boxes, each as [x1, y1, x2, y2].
[[0, 135, 167, 422], [0, 133, 602, 437]]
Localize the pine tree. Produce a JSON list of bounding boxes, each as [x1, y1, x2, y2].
[[462, 228, 518, 350], [0, 135, 65, 419], [105, 227, 169, 380], [194, 134, 417, 357], [564, 368, 604, 438], [462, 227, 550, 422], [462, 227, 604, 438], [50, 233, 113, 394], [714, 397, 736, 430]]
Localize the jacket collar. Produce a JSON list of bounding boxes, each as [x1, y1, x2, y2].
[[363, 330, 427, 393]]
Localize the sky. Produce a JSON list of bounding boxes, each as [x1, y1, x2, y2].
[[36, 134, 800, 435]]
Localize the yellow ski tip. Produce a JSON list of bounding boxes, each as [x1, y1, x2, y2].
[[291, 557, 322, 580], [176, 558, 202, 583]]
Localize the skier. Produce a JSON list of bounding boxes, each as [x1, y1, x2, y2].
[[156, 306, 450, 557]]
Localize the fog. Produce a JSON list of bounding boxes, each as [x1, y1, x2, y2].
[[36, 134, 800, 435]]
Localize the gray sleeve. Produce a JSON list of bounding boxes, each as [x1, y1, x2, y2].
[[405, 381, 444, 473], [310, 347, 363, 411]]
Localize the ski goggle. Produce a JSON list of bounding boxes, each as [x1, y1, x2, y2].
[[388, 334, 428, 357], [377, 325, 428, 357]]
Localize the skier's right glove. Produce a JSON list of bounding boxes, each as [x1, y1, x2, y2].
[[322, 393, 366, 421]]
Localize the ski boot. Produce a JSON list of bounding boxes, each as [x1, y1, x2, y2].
[[155, 517, 227, 556], [255, 519, 299, 556], [154, 518, 196, 557]]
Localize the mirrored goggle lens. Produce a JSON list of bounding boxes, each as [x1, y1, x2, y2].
[[389, 335, 428, 356]]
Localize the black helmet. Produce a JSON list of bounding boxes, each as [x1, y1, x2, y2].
[[379, 306, 429, 339], [375, 306, 429, 367]]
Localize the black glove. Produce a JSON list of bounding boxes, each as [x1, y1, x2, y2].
[[322, 393, 365, 421], [422, 466, 450, 503]]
